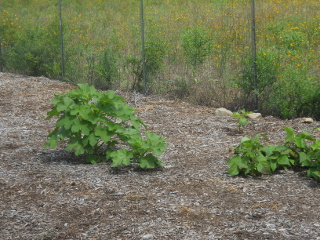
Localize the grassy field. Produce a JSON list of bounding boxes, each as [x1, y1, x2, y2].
[[1, 0, 319, 118]]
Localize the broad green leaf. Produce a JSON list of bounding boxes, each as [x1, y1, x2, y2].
[[44, 135, 58, 149], [310, 139, 320, 151], [227, 164, 240, 176], [95, 125, 114, 143], [56, 96, 74, 112], [240, 136, 251, 143], [86, 155, 98, 164], [56, 114, 73, 130], [299, 152, 311, 167], [110, 149, 133, 167], [88, 133, 98, 147], [262, 146, 275, 157], [294, 137, 307, 150], [278, 155, 291, 166], [80, 122, 91, 135], [284, 126, 295, 141], [139, 154, 163, 168], [307, 169, 320, 180], [106, 121, 122, 131], [105, 90, 116, 99], [256, 152, 267, 162], [227, 155, 249, 170], [49, 94, 62, 105], [71, 118, 81, 133], [46, 107, 60, 119], [57, 127, 71, 140], [144, 132, 168, 155], [298, 131, 315, 142], [65, 138, 80, 151], [256, 162, 264, 173], [269, 160, 278, 172], [74, 144, 85, 156]]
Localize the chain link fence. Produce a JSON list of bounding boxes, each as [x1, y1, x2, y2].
[[1, 0, 319, 117]]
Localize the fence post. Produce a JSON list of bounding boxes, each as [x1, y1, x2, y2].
[[251, 0, 258, 110], [0, 44, 3, 72], [139, 0, 147, 95], [58, 0, 65, 79]]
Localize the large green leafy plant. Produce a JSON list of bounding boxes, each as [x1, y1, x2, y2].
[[227, 127, 320, 181], [44, 83, 167, 168]]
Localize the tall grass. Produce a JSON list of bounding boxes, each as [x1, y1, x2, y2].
[[1, 0, 319, 119]]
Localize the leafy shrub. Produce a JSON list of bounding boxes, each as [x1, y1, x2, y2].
[[125, 37, 167, 92], [267, 64, 316, 119], [44, 83, 168, 168], [5, 21, 61, 78], [237, 49, 279, 110], [95, 49, 118, 90], [180, 26, 212, 71], [227, 127, 320, 181]]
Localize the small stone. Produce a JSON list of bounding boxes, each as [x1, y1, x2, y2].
[[301, 117, 313, 123], [246, 113, 262, 120], [141, 234, 154, 239], [215, 107, 233, 116]]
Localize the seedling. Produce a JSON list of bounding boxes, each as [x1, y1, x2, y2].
[[232, 109, 252, 131]]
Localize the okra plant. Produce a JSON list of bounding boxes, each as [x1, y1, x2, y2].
[[44, 83, 168, 169]]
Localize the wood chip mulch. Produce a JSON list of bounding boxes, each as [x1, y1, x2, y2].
[[0, 72, 319, 240]]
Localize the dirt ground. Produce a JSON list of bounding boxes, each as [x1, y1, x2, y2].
[[0, 72, 319, 240]]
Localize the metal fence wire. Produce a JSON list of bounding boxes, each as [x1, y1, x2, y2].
[[1, 0, 319, 115]]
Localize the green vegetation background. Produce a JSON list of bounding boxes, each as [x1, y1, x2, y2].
[[1, 0, 319, 119]]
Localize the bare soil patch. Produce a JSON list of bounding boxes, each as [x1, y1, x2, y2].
[[0, 72, 319, 240]]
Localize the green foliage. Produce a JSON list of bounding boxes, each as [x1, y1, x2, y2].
[[44, 83, 167, 168], [125, 37, 167, 92], [232, 109, 252, 131], [267, 64, 316, 119], [2, 0, 318, 119], [180, 26, 212, 71], [95, 49, 118, 90], [4, 21, 61, 78], [238, 47, 319, 120], [227, 127, 320, 181], [145, 37, 167, 77], [237, 49, 279, 109]]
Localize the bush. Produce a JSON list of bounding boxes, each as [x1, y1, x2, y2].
[[180, 26, 212, 72], [95, 49, 119, 90], [125, 37, 167, 92], [44, 83, 168, 168], [4, 22, 61, 78], [237, 49, 279, 110]]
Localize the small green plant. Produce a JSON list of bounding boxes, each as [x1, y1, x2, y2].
[[232, 109, 252, 131], [227, 126, 320, 181], [44, 83, 168, 168], [180, 26, 212, 72], [95, 48, 118, 90]]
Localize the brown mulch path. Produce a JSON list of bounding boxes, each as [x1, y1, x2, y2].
[[0, 72, 319, 240]]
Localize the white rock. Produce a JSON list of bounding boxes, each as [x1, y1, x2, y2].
[[215, 107, 233, 116], [301, 117, 313, 123], [247, 113, 262, 120], [141, 234, 154, 239]]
